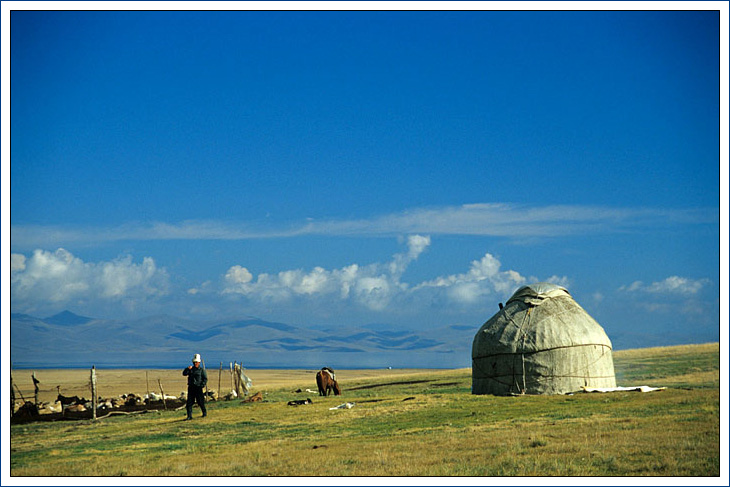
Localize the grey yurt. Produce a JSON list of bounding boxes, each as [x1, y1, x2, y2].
[[472, 282, 615, 395]]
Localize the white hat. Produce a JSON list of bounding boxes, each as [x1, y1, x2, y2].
[[192, 354, 201, 363]]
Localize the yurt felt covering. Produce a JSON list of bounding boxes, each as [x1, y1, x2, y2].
[[472, 283, 616, 395]]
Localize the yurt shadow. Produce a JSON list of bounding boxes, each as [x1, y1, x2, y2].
[[472, 282, 616, 396]]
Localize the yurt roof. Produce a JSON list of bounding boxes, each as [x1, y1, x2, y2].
[[474, 282, 611, 355], [506, 282, 570, 305]]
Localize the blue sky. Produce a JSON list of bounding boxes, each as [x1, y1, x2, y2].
[[7, 9, 721, 348]]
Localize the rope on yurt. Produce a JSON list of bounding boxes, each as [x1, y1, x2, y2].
[[509, 306, 532, 394]]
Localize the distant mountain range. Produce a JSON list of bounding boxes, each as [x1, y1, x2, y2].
[[10, 311, 476, 369], [10, 311, 715, 369]]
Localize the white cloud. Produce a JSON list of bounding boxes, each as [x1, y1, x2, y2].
[[621, 281, 644, 292], [415, 253, 526, 303], [10, 203, 717, 249], [353, 276, 393, 311], [390, 235, 431, 277], [645, 276, 709, 295], [187, 281, 213, 296], [221, 236, 530, 312], [11, 248, 169, 308], [223, 258, 395, 311], [619, 276, 710, 296], [225, 265, 253, 285], [541, 275, 571, 288], [10, 253, 26, 273]]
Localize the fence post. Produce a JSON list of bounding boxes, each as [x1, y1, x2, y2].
[[91, 366, 97, 421], [233, 362, 239, 396], [32, 371, 39, 406], [158, 379, 167, 410], [145, 371, 151, 410], [10, 372, 15, 417], [218, 362, 222, 399]]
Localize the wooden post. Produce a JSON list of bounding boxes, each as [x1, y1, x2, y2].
[[10, 372, 15, 417], [233, 362, 239, 396], [32, 371, 39, 406], [218, 362, 222, 399], [145, 371, 151, 410], [157, 379, 167, 410], [91, 366, 97, 421]]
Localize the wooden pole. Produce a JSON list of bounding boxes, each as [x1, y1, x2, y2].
[[158, 379, 167, 410], [145, 371, 151, 410], [32, 371, 39, 406], [218, 362, 222, 400], [233, 362, 239, 396], [10, 372, 15, 417], [91, 366, 97, 421]]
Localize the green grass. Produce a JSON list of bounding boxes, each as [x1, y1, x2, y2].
[[614, 343, 720, 387], [10, 343, 720, 477]]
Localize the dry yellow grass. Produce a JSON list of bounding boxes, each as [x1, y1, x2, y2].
[[613, 342, 718, 359], [11, 366, 448, 404]]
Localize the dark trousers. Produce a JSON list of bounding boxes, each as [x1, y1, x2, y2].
[[186, 385, 207, 418]]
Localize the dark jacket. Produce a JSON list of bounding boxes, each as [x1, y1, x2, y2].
[[183, 365, 208, 388]]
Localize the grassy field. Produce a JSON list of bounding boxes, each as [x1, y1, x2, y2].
[[9, 343, 720, 477]]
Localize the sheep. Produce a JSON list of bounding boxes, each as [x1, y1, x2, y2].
[[46, 401, 62, 413], [124, 393, 143, 406], [36, 402, 62, 414], [145, 392, 161, 403]]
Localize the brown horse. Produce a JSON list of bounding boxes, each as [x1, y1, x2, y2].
[[316, 367, 341, 396]]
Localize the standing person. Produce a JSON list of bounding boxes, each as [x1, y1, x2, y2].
[[183, 354, 208, 420]]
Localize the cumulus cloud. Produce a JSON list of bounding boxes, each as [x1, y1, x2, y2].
[[619, 276, 710, 296], [223, 260, 392, 310], [221, 235, 530, 312], [415, 253, 526, 303], [225, 265, 253, 285], [11, 249, 169, 309], [389, 235, 431, 277], [11, 253, 26, 273]]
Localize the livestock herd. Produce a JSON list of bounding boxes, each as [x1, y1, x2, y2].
[[13, 390, 189, 420], [11, 366, 342, 423]]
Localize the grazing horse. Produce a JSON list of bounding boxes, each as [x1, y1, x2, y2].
[[316, 367, 341, 396]]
